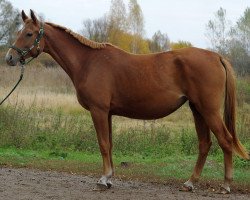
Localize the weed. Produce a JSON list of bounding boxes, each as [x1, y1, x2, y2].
[[179, 128, 197, 155]]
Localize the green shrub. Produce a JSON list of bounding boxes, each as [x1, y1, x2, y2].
[[179, 128, 197, 155]]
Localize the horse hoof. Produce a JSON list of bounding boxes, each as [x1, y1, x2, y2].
[[180, 180, 194, 192], [218, 186, 230, 194], [93, 183, 108, 191], [107, 180, 113, 189], [179, 185, 193, 192]]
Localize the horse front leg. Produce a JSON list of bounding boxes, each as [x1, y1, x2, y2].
[[107, 114, 113, 188], [90, 108, 113, 190]]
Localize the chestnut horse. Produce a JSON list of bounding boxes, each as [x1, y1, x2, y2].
[[5, 10, 249, 193]]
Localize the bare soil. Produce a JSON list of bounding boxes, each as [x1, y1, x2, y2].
[[0, 167, 249, 200]]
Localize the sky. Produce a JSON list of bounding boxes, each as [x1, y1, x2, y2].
[[8, 0, 250, 48]]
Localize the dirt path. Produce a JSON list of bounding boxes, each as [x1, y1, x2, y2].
[[0, 167, 249, 200]]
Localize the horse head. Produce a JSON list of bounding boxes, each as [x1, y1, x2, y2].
[[5, 10, 45, 66]]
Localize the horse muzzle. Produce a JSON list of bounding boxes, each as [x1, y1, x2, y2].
[[5, 51, 19, 66]]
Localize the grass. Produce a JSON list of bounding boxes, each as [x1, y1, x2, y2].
[[0, 147, 249, 188], [0, 101, 249, 156]]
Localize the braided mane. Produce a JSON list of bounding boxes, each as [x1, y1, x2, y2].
[[46, 22, 107, 49]]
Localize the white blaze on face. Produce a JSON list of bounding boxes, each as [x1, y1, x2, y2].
[[5, 48, 11, 60]]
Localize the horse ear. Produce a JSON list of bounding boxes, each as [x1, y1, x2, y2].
[[30, 9, 38, 24], [21, 10, 28, 22]]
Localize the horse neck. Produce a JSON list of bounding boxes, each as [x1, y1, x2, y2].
[[43, 24, 93, 81]]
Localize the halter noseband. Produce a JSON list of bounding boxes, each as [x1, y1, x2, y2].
[[9, 23, 44, 65]]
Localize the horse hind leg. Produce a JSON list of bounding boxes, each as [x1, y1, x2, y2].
[[107, 114, 113, 189], [181, 103, 212, 191], [203, 112, 233, 194]]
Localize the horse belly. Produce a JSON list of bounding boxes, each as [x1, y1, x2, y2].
[[111, 95, 187, 120]]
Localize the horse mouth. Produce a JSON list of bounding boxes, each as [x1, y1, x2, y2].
[[5, 53, 19, 66], [7, 60, 18, 66]]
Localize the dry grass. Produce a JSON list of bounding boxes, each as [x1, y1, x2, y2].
[[113, 105, 194, 133], [0, 65, 77, 108], [0, 65, 74, 93]]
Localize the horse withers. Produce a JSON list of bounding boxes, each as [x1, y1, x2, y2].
[[5, 10, 249, 193]]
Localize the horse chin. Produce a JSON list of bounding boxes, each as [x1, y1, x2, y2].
[[6, 60, 17, 66]]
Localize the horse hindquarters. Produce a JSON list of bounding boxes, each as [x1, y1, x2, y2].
[[184, 56, 248, 193]]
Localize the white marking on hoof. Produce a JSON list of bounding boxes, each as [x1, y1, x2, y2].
[[93, 174, 113, 191], [93, 177, 108, 191], [219, 185, 230, 194], [180, 180, 194, 192], [98, 175, 108, 184], [94, 170, 113, 191]]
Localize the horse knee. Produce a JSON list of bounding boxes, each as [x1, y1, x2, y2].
[[218, 135, 233, 154], [205, 117, 233, 153]]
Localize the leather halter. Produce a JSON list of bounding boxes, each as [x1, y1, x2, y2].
[[9, 23, 44, 65]]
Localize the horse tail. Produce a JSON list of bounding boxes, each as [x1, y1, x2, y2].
[[220, 57, 249, 160]]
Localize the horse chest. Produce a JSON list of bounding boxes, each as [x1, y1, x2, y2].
[[76, 92, 90, 111]]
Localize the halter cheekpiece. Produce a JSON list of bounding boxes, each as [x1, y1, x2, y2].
[[9, 23, 44, 65]]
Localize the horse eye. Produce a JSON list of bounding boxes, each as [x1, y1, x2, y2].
[[26, 32, 33, 37]]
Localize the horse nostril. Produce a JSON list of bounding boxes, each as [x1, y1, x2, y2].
[[5, 53, 16, 65]]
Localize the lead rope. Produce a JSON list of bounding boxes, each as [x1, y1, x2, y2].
[[0, 23, 44, 105], [0, 64, 25, 105]]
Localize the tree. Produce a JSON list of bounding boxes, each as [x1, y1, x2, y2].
[[127, 0, 144, 53], [227, 39, 250, 76], [0, 0, 21, 45], [206, 7, 250, 76], [148, 30, 170, 52], [235, 8, 250, 52], [228, 8, 250, 75], [108, 0, 127, 32], [107, 0, 128, 46], [205, 7, 230, 55], [80, 0, 150, 53], [170, 40, 192, 50], [81, 16, 109, 43], [81, 0, 127, 45]]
